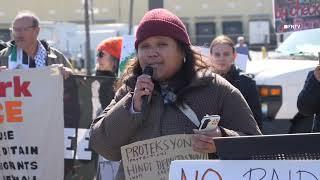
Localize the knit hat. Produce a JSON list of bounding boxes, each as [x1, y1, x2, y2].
[[96, 37, 123, 60], [135, 8, 191, 50]]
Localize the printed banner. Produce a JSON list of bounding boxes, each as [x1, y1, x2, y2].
[[121, 134, 208, 180], [274, 0, 320, 33], [63, 75, 116, 179], [169, 160, 320, 180], [0, 70, 117, 179], [0, 67, 64, 180]]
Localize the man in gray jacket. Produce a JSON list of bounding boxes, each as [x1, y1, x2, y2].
[[0, 10, 73, 76]]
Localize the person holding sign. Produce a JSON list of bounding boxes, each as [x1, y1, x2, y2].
[[90, 8, 261, 180], [208, 35, 263, 129], [0, 10, 73, 78]]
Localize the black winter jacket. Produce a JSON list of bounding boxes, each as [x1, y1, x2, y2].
[[224, 65, 263, 129], [95, 70, 116, 109], [297, 71, 320, 132]]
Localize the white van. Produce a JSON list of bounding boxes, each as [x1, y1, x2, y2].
[[246, 28, 320, 134]]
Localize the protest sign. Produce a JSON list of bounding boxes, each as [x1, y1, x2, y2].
[[274, 0, 320, 33], [0, 67, 64, 180], [235, 53, 248, 71], [121, 134, 208, 180], [0, 69, 117, 179], [118, 35, 136, 76], [63, 75, 116, 179], [169, 160, 320, 180]]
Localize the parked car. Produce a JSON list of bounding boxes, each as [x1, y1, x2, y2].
[[246, 28, 320, 134]]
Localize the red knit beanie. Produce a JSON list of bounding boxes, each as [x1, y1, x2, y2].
[[135, 8, 191, 50], [96, 37, 123, 60]]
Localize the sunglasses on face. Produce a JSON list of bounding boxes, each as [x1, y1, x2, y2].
[[97, 51, 104, 58]]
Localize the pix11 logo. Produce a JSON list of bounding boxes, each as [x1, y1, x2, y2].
[[283, 24, 302, 30]]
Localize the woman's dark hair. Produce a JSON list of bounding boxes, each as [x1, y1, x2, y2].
[[114, 40, 209, 91]]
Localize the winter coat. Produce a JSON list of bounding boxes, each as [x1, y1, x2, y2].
[[0, 40, 8, 51], [90, 70, 262, 179], [224, 65, 263, 129], [297, 71, 320, 132], [0, 40, 72, 68], [95, 70, 117, 110]]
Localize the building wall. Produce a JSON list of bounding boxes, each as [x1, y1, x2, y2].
[[0, 0, 149, 24], [163, 0, 273, 45], [0, 0, 274, 45]]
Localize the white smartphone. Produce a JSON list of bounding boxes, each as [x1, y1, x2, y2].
[[199, 114, 220, 131]]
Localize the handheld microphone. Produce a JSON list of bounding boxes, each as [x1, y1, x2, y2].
[[141, 66, 153, 113]]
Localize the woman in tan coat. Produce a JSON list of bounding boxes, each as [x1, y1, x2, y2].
[[90, 8, 261, 180]]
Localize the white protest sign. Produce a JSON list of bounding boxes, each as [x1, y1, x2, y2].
[[235, 53, 248, 71], [169, 160, 320, 180], [121, 134, 208, 180], [64, 128, 91, 160], [0, 67, 64, 180]]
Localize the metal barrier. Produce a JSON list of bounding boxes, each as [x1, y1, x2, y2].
[[215, 133, 320, 160]]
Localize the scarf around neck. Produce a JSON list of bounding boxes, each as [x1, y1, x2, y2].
[[158, 69, 189, 104], [8, 41, 47, 69]]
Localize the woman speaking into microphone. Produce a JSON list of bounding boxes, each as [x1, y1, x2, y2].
[[90, 8, 261, 180]]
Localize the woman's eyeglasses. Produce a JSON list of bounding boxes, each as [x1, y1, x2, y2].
[[97, 51, 104, 58]]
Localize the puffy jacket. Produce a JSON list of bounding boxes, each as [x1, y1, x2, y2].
[[90, 70, 262, 179]]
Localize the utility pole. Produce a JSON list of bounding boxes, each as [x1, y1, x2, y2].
[[148, 0, 163, 10], [128, 0, 134, 35], [84, 0, 92, 75], [90, 0, 95, 23]]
